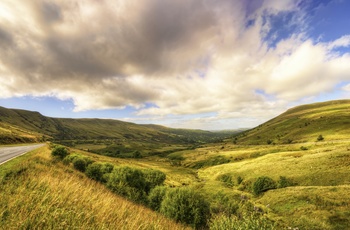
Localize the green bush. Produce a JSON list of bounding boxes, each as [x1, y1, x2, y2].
[[252, 176, 276, 195], [160, 187, 210, 229], [211, 191, 239, 216], [278, 176, 295, 188], [317, 135, 324, 141], [238, 179, 253, 192], [217, 173, 234, 187], [148, 186, 168, 211], [62, 153, 81, 165], [107, 166, 148, 204], [85, 162, 103, 181], [101, 163, 114, 174], [142, 169, 166, 191], [73, 157, 88, 172], [85, 162, 114, 183], [132, 150, 142, 158], [51, 146, 69, 159]]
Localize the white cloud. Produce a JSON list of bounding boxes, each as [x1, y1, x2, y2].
[[343, 84, 350, 92], [327, 35, 350, 50], [0, 0, 350, 129]]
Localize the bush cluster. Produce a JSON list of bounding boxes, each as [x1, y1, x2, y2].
[[211, 192, 239, 216], [62, 153, 94, 172], [217, 173, 234, 187], [252, 176, 277, 195], [51, 146, 69, 159], [252, 176, 296, 195], [51, 147, 278, 229], [160, 187, 210, 229], [106, 166, 166, 204], [277, 176, 295, 188]]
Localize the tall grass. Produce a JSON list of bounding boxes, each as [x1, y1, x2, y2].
[[0, 145, 189, 230]]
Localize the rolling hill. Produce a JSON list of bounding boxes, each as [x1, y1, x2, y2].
[[234, 99, 350, 145], [1, 99, 350, 229], [0, 106, 232, 145]]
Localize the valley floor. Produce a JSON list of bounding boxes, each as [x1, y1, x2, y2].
[[1, 139, 349, 229]]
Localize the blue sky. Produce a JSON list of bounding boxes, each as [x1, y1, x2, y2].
[[0, 0, 350, 130]]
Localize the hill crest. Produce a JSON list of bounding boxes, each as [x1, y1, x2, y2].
[[234, 99, 350, 144]]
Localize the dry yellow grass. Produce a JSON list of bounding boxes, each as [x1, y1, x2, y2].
[[0, 145, 189, 230]]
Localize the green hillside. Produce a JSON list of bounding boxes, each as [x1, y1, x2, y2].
[[0, 106, 232, 145], [1, 100, 350, 229], [234, 100, 350, 145], [0, 145, 189, 229]]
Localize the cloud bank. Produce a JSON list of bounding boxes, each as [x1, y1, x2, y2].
[[0, 0, 350, 128]]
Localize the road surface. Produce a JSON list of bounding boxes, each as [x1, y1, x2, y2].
[[0, 144, 45, 165]]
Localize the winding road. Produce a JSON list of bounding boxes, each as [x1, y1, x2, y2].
[[0, 144, 45, 165]]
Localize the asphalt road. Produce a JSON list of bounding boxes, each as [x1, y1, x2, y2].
[[0, 144, 45, 165]]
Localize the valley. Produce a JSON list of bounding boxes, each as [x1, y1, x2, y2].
[[1, 100, 350, 229]]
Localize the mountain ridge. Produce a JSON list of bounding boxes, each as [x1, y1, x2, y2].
[[0, 106, 232, 144]]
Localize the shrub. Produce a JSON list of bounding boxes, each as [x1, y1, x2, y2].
[[132, 151, 142, 158], [278, 176, 295, 188], [101, 163, 114, 174], [266, 140, 273, 145], [238, 179, 253, 192], [148, 186, 168, 211], [317, 135, 324, 141], [211, 191, 239, 216], [217, 173, 234, 187], [107, 166, 148, 204], [62, 153, 81, 165], [85, 162, 103, 181], [300, 146, 308, 151], [73, 157, 88, 172], [51, 146, 69, 159], [142, 169, 166, 192], [252, 176, 276, 195], [160, 187, 210, 229]]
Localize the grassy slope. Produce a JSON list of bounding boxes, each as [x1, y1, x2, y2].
[[0, 106, 232, 145], [153, 100, 350, 229], [175, 141, 349, 229], [1, 100, 350, 229], [235, 99, 350, 144], [0, 145, 188, 230]]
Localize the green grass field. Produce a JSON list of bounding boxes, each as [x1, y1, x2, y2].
[[1, 100, 350, 229]]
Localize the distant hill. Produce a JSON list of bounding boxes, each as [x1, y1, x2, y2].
[[235, 100, 350, 144], [0, 106, 235, 145]]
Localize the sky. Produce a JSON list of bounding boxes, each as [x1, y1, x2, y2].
[[0, 0, 350, 130]]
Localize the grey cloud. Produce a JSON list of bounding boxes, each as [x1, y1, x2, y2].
[[1, 0, 349, 121], [0, 0, 230, 89], [42, 1, 62, 23], [0, 27, 13, 47]]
